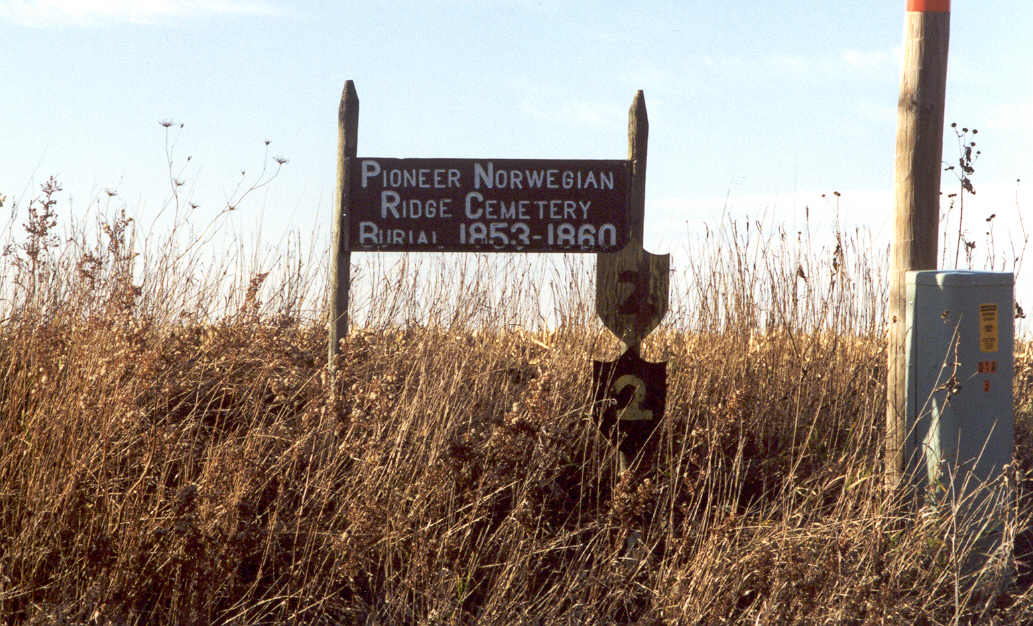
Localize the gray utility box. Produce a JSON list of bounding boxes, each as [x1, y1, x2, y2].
[[905, 270, 1014, 507]]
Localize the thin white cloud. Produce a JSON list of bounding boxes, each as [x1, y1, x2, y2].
[[0, 0, 285, 26]]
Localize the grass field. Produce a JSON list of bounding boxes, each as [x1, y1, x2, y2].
[[1, 179, 1032, 623]]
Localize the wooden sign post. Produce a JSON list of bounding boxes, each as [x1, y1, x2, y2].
[[329, 81, 358, 365], [593, 91, 669, 469], [887, 0, 950, 489]]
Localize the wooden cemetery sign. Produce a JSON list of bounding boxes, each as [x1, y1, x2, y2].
[[350, 158, 630, 253], [329, 81, 668, 469]]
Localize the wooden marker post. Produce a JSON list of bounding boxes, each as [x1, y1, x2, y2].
[[594, 91, 670, 469], [627, 90, 648, 246], [887, 1, 950, 488], [329, 81, 359, 366]]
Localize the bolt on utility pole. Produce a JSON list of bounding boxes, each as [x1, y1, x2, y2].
[[329, 80, 359, 367], [887, 0, 950, 489]]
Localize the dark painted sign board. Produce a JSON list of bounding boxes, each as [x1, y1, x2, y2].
[[348, 158, 631, 253], [592, 349, 667, 460]]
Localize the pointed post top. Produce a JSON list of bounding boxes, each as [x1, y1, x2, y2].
[[629, 91, 648, 140], [339, 80, 359, 156], [339, 80, 359, 122], [628, 90, 648, 243], [631, 89, 647, 111]]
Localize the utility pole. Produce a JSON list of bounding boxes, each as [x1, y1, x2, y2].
[[887, 0, 950, 488]]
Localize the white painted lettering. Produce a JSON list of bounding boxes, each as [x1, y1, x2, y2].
[[359, 221, 379, 245], [500, 200, 515, 220], [578, 224, 595, 248], [517, 200, 530, 220], [473, 162, 492, 189], [381, 190, 401, 218], [361, 160, 381, 188], [556, 223, 575, 245], [549, 200, 563, 219], [380, 195, 454, 219], [465, 191, 484, 218], [483, 200, 498, 219]]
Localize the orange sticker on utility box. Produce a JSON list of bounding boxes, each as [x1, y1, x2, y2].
[[907, 0, 950, 11], [979, 303, 999, 352]]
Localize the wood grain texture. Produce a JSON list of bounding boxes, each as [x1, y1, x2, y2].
[[597, 90, 661, 355], [329, 80, 359, 366], [627, 90, 648, 244], [887, 11, 949, 488], [597, 244, 669, 350]]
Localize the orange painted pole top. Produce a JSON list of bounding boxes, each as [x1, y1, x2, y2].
[[907, 0, 950, 11]]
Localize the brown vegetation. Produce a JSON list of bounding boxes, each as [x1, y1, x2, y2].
[[1, 180, 1031, 623]]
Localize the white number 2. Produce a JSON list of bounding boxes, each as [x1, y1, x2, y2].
[[612, 375, 653, 421]]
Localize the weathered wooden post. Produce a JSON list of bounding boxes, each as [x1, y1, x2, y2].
[[887, 0, 950, 488], [329, 80, 359, 367], [594, 91, 669, 470], [627, 90, 647, 246]]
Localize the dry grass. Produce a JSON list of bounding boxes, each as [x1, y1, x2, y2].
[[1, 180, 1032, 624]]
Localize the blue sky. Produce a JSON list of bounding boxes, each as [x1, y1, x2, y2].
[[1, 1, 1031, 308]]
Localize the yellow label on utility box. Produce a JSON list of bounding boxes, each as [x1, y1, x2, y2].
[[979, 303, 999, 352]]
